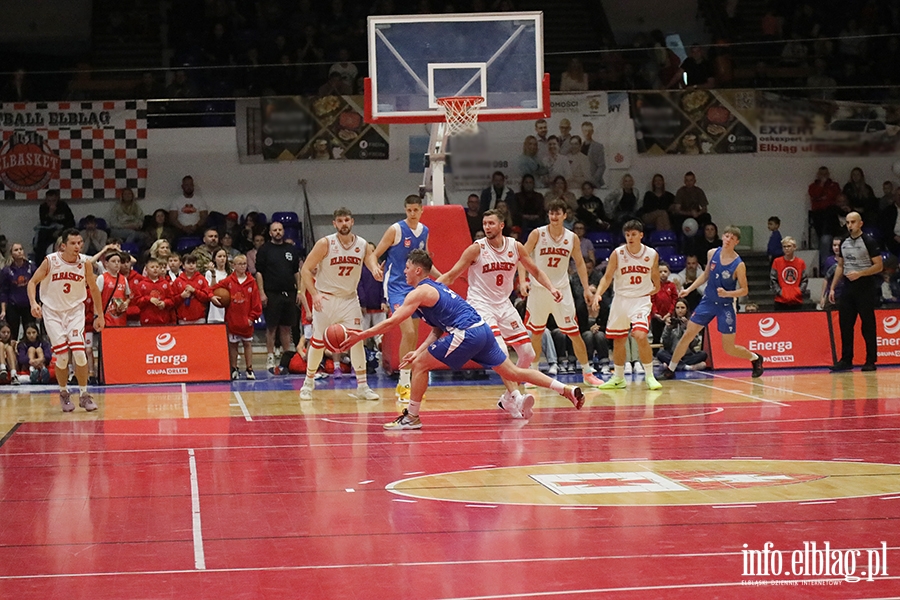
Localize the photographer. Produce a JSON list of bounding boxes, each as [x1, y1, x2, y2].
[[656, 299, 707, 371]]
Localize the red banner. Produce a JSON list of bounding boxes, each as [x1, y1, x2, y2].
[[707, 311, 832, 369], [100, 324, 231, 384], [829, 308, 900, 365]]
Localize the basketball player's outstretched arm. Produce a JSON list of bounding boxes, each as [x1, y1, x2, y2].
[[341, 285, 439, 350], [300, 237, 329, 311], [27, 259, 50, 319], [592, 251, 619, 311], [436, 243, 480, 286]]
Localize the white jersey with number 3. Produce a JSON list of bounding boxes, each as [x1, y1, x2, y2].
[[314, 233, 368, 298], [42, 252, 88, 312], [613, 244, 657, 298], [466, 236, 520, 305], [531, 226, 576, 290]]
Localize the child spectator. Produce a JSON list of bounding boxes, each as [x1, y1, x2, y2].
[[166, 254, 182, 281], [17, 323, 50, 383], [205, 248, 231, 324], [651, 261, 679, 344], [767, 216, 783, 263], [211, 254, 262, 380], [134, 257, 175, 325], [656, 299, 708, 371], [770, 236, 807, 311], [124, 253, 144, 325], [246, 233, 266, 275], [0, 321, 19, 384], [173, 254, 211, 324], [96, 252, 131, 327], [880, 256, 900, 306]]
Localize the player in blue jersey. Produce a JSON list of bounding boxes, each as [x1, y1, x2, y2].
[[343, 250, 585, 430], [373, 195, 441, 402], [660, 226, 764, 379]]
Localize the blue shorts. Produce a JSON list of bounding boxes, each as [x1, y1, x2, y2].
[[690, 300, 737, 334], [428, 322, 507, 370]]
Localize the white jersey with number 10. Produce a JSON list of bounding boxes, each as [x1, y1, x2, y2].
[[314, 233, 368, 298], [466, 237, 520, 305], [530, 226, 576, 290], [613, 244, 658, 298]]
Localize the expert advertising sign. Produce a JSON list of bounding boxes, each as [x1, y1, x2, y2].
[[101, 324, 230, 384]]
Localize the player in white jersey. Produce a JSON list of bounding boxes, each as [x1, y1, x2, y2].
[[521, 199, 604, 387], [592, 219, 662, 390], [438, 210, 562, 419], [27, 228, 104, 412], [300, 207, 382, 401]]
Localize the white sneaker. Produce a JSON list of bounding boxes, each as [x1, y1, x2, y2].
[[499, 390, 523, 419], [266, 355, 275, 370], [517, 392, 535, 419], [634, 362, 645, 374], [299, 380, 314, 400], [10, 373, 20, 385], [600, 364, 610, 375], [356, 385, 380, 401], [548, 363, 558, 376], [624, 362, 633, 375]]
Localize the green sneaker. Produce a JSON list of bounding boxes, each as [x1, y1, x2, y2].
[[598, 376, 627, 390], [645, 374, 662, 390]]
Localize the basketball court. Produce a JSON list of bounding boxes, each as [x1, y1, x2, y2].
[[1, 366, 900, 598]]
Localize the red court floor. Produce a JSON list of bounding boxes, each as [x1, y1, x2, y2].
[[1, 368, 900, 598]]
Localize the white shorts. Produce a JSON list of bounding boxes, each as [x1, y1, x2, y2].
[[469, 297, 530, 346], [228, 333, 253, 343], [361, 310, 386, 330], [43, 305, 86, 355], [525, 285, 579, 336], [606, 295, 652, 339], [310, 294, 363, 350]]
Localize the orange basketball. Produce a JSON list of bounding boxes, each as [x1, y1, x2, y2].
[[324, 323, 349, 352], [213, 287, 231, 307]]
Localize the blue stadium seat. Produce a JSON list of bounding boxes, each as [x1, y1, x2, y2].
[[586, 231, 613, 249], [595, 246, 612, 263], [656, 246, 678, 262], [666, 253, 686, 272], [271, 211, 299, 227], [120, 242, 140, 257], [864, 226, 882, 244], [648, 229, 678, 248], [176, 237, 202, 253]]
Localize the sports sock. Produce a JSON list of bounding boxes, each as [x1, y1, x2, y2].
[[549, 380, 565, 394], [350, 342, 367, 387], [407, 400, 421, 417], [642, 363, 654, 375], [751, 352, 759, 361], [305, 345, 325, 381], [614, 364, 625, 379]]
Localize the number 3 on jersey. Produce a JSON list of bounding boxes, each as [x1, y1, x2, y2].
[[63, 283, 71, 294]]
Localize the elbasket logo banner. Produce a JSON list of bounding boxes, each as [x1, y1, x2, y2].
[[0, 131, 60, 193], [758, 316, 780, 338], [155, 332, 176, 351], [102, 324, 229, 384]]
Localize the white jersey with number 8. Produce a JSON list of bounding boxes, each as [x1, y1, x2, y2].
[[530, 226, 576, 290], [613, 244, 658, 298], [314, 233, 368, 298], [466, 237, 520, 305]]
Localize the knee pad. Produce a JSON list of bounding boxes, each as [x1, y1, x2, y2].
[[55, 353, 69, 370], [72, 350, 88, 367], [515, 342, 535, 367]]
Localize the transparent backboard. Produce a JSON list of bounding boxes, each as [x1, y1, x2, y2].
[[365, 12, 548, 123]]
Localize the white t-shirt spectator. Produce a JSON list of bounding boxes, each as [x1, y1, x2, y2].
[[329, 62, 359, 88], [170, 192, 208, 228]]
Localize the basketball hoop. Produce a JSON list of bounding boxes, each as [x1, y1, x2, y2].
[[436, 96, 484, 136]]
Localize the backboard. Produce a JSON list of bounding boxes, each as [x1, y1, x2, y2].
[[365, 12, 549, 124]]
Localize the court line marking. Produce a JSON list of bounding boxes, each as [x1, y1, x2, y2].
[[680, 379, 790, 406], [187, 449, 206, 570], [0, 423, 21, 448], [181, 384, 189, 419], [231, 391, 252, 421], [3, 553, 899, 583], [697, 371, 831, 400], [799, 500, 836, 505]]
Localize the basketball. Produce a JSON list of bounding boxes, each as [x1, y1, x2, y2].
[[212, 288, 231, 307], [324, 323, 349, 352], [682, 218, 699, 237]]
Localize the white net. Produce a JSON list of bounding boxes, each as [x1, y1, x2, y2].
[[436, 96, 484, 136]]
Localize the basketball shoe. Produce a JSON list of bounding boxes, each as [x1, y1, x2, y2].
[[79, 392, 98, 412], [60, 389, 74, 413], [356, 385, 380, 401], [300, 379, 315, 400], [563, 385, 585, 410], [384, 408, 422, 430], [599, 376, 627, 390], [583, 372, 604, 387]]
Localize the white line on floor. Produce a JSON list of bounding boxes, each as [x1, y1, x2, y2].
[[188, 449, 205, 570], [681, 379, 790, 406], [232, 391, 252, 421], [181, 383, 189, 419]]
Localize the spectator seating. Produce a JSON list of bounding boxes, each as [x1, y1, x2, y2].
[[271, 211, 299, 227], [595, 246, 612, 263], [206, 211, 227, 231], [656, 246, 678, 263], [176, 236, 202, 253], [666, 254, 686, 272], [120, 242, 141, 257], [648, 229, 678, 249], [863, 226, 882, 245], [586, 231, 614, 254]]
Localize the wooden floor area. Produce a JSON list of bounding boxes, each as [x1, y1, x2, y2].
[[1, 367, 900, 598]]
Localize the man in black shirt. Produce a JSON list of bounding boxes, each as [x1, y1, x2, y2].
[[465, 194, 484, 241], [677, 45, 715, 88], [576, 182, 610, 232], [255, 221, 301, 370]]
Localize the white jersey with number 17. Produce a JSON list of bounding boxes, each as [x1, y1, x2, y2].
[[530, 226, 576, 290]]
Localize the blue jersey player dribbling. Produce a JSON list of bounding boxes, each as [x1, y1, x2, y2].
[[660, 226, 764, 379], [343, 250, 584, 429]]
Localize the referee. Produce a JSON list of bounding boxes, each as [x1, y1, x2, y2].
[[827, 211, 882, 372], [255, 221, 301, 370]]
